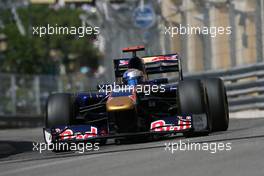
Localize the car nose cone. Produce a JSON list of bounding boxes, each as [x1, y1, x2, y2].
[[106, 97, 135, 111]]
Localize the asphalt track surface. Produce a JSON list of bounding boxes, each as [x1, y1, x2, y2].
[[0, 117, 264, 176]]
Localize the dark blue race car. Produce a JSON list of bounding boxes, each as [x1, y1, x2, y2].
[[43, 46, 229, 147]]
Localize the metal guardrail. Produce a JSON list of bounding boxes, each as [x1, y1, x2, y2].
[[0, 62, 263, 127], [184, 63, 264, 112]]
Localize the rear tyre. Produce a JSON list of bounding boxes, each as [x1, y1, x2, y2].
[[177, 80, 211, 137], [203, 78, 229, 132], [45, 93, 76, 128]]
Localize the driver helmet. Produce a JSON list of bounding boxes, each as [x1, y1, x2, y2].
[[123, 69, 144, 85]]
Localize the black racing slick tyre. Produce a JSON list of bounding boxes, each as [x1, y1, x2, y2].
[[45, 93, 76, 128], [203, 78, 229, 132], [177, 80, 211, 136]]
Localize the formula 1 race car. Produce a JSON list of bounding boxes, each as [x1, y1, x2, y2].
[[43, 46, 229, 146]]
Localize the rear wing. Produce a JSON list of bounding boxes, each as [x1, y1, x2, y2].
[[113, 53, 182, 78]]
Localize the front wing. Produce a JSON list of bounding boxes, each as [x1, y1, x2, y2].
[[43, 114, 208, 144]]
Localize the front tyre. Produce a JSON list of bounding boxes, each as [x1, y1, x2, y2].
[[45, 93, 76, 128], [203, 78, 229, 132], [178, 80, 211, 137]]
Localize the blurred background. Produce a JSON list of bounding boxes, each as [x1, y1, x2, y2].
[[0, 0, 263, 126]]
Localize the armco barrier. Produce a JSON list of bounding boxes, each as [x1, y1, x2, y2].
[[0, 63, 263, 127], [183, 63, 264, 112]]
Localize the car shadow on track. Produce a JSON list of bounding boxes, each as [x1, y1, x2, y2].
[[0, 141, 33, 159]]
